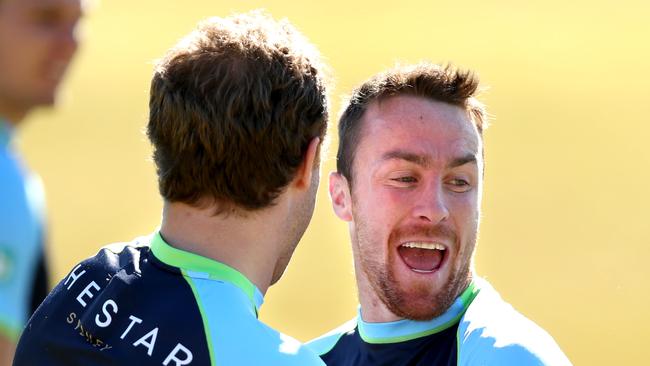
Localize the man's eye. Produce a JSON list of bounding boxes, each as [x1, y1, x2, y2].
[[448, 179, 471, 192], [392, 176, 417, 184]]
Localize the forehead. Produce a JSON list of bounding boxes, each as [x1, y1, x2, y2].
[[355, 95, 481, 167]]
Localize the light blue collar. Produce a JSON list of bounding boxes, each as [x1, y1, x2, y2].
[[357, 281, 480, 344], [151, 232, 264, 313]]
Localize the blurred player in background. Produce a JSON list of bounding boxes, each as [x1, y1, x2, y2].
[[0, 0, 82, 364], [308, 63, 571, 365], [13, 11, 329, 365]]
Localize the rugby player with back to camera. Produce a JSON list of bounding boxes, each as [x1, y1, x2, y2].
[[308, 63, 572, 365], [14, 11, 330, 365]]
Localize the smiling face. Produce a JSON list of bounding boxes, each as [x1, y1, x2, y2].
[[0, 0, 82, 122], [330, 95, 483, 321]]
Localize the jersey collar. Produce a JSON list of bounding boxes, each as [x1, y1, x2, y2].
[[357, 281, 480, 344], [150, 231, 264, 313]]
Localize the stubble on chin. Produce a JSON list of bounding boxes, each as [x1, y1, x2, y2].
[[362, 253, 471, 321], [352, 203, 474, 321]]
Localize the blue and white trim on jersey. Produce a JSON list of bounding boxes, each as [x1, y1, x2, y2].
[[308, 278, 572, 366]]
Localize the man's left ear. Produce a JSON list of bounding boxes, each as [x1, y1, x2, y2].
[[329, 171, 352, 222], [292, 137, 320, 190]]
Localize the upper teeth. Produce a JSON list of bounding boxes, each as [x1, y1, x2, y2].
[[402, 242, 445, 250]]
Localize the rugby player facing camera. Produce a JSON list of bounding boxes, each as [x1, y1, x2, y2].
[[307, 64, 573, 366]]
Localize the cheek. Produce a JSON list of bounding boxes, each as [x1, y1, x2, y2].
[[2, 37, 45, 70], [352, 198, 393, 252], [448, 192, 480, 230], [355, 189, 403, 231], [371, 184, 418, 215]]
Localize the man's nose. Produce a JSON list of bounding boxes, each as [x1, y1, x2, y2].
[[411, 181, 449, 224]]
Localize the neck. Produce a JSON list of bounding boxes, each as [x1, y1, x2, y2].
[[160, 199, 291, 295]]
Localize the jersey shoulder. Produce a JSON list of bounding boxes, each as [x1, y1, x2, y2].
[[15, 235, 211, 365], [59, 236, 151, 285], [306, 317, 357, 357], [191, 276, 325, 366], [458, 279, 572, 366], [252, 322, 327, 366]]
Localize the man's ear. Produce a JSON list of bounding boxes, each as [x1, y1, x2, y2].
[[329, 171, 352, 222], [292, 137, 320, 190]]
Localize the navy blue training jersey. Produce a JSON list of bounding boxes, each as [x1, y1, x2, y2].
[[308, 279, 572, 366], [14, 232, 325, 365]]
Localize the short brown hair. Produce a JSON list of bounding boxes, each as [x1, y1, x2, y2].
[[337, 63, 486, 182], [147, 11, 328, 212]]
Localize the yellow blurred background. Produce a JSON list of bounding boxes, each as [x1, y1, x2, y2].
[[15, 0, 650, 364]]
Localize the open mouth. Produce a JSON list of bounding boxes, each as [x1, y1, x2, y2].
[[397, 242, 446, 273]]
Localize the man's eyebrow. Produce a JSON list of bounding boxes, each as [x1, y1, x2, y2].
[[448, 154, 477, 168], [379, 150, 477, 169], [380, 150, 430, 167]]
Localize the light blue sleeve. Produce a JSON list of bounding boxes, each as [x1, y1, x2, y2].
[[186, 275, 326, 366], [458, 323, 548, 365], [0, 150, 46, 341], [306, 318, 356, 356], [457, 279, 572, 366]]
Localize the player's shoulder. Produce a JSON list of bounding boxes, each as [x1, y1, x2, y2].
[[306, 317, 357, 356], [215, 319, 326, 366], [57, 234, 153, 289], [0, 140, 29, 189], [260, 325, 327, 365], [458, 278, 572, 366], [0, 150, 43, 216], [191, 286, 325, 366], [78, 235, 151, 269]]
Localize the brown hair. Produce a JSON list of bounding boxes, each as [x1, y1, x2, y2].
[[147, 11, 328, 212], [337, 63, 486, 182]]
